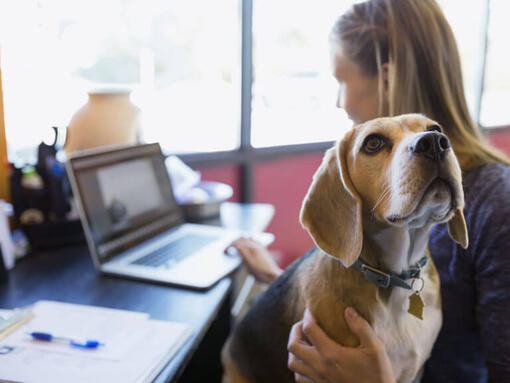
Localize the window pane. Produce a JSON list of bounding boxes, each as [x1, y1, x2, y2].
[[251, 0, 353, 148], [0, 0, 240, 164], [438, 0, 486, 122], [480, 0, 510, 127]]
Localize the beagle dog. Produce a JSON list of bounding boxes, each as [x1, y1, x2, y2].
[[222, 114, 468, 383]]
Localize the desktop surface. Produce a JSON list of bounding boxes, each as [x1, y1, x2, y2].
[[0, 202, 275, 383], [0, 244, 231, 382]]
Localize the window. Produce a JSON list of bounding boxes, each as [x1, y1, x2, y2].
[[480, 0, 510, 127], [0, 0, 507, 166], [438, 0, 487, 120], [0, 0, 240, 164], [250, 0, 353, 148]]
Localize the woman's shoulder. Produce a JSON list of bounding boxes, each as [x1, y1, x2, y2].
[[464, 161, 510, 184], [464, 162, 510, 202], [462, 162, 510, 236]]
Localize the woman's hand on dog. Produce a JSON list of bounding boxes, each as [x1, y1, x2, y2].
[[225, 237, 283, 284], [287, 308, 395, 383]]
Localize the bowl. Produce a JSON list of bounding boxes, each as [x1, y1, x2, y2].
[[178, 181, 233, 221]]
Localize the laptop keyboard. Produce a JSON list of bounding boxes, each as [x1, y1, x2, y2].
[[131, 234, 220, 268]]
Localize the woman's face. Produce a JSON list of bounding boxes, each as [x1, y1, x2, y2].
[[332, 47, 385, 125]]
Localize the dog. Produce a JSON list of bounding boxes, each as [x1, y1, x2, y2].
[[222, 114, 468, 383]]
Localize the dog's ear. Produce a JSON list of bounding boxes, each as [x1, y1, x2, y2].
[[300, 131, 363, 267], [447, 208, 468, 249]]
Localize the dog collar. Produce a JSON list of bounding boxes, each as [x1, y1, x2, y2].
[[351, 255, 428, 289]]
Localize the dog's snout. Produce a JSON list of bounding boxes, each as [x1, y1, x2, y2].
[[409, 132, 451, 161]]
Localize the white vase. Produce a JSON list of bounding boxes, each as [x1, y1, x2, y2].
[[64, 88, 141, 153]]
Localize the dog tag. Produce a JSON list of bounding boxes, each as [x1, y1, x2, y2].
[[408, 292, 424, 320]]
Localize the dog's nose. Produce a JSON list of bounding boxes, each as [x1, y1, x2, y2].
[[409, 132, 451, 161]]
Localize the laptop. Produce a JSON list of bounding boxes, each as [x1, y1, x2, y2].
[[66, 143, 274, 290]]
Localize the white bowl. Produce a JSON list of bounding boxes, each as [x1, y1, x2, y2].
[[178, 181, 233, 221]]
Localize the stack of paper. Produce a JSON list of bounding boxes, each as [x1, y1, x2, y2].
[[0, 301, 193, 383]]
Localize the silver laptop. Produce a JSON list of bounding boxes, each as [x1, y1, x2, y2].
[[66, 143, 274, 290]]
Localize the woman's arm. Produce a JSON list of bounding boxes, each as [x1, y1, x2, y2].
[[461, 172, 510, 381], [226, 237, 283, 284], [287, 308, 395, 383], [474, 227, 510, 381]]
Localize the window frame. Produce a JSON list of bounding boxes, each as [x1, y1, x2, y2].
[[0, 0, 503, 203], [178, 0, 503, 203], [178, 0, 335, 202]]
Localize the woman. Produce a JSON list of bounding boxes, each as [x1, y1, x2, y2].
[[229, 0, 510, 382]]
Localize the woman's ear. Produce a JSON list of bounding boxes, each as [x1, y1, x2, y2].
[[299, 130, 363, 267]]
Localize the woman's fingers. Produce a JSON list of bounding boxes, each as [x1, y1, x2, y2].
[[225, 237, 282, 284], [301, 309, 344, 363], [294, 372, 317, 383], [288, 321, 321, 363], [225, 237, 252, 260], [344, 307, 380, 349], [288, 353, 322, 382], [288, 308, 395, 383], [287, 321, 326, 381]]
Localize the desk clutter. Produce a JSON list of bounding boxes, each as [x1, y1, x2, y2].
[[0, 301, 193, 383], [10, 127, 84, 250]]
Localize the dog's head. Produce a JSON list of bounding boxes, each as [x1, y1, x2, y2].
[[300, 114, 468, 267]]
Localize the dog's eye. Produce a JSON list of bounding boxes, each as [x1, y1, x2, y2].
[[427, 124, 442, 133], [363, 135, 385, 154]]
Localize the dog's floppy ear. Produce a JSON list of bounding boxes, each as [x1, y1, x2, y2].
[[447, 208, 468, 249], [300, 131, 363, 267]]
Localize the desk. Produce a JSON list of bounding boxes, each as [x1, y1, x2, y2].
[[0, 202, 274, 383]]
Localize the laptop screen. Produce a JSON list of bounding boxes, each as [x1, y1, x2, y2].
[[69, 144, 183, 262]]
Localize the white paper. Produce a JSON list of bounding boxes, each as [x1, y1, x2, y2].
[[165, 156, 201, 202], [0, 301, 193, 383]]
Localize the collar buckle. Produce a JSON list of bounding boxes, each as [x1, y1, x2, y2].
[[361, 264, 391, 288]]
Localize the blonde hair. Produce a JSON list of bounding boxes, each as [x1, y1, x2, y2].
[[330, 0, 510, 168]]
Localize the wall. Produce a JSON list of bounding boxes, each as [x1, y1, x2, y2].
[[254, 153, 323, 268], [487, 128, 510, 156]]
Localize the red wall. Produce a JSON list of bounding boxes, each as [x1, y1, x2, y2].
[[254, 153, 323, 268], [487, 129, 510, 156]]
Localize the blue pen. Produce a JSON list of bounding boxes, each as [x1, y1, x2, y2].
[[29, 331, 105, 349]]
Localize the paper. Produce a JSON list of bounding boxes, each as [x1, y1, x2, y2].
[[0, 301, 193, 383], [11, 301, 150, 360], [165, 156, 201, 203]]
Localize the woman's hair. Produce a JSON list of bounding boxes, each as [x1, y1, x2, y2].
[[330, 0, 510, 168]]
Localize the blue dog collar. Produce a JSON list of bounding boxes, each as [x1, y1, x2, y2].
[[351, 255, 428, 289]]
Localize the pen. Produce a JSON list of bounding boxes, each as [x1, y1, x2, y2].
[[29, 331, 105, 349]]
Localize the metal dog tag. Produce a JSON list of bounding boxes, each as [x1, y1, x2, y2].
[[408, 292, 424, 320]]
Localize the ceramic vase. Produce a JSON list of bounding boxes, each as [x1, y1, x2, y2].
[[65, 88, 141, 153]]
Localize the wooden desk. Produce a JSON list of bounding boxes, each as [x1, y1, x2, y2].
[[0, 202, 274, 382]]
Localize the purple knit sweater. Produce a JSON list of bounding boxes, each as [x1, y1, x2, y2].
[[423, 163, 510, 382]]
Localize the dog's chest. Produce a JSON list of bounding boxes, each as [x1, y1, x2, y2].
[[372, 289, 442, 383]]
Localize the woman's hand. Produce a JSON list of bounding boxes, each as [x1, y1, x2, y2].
[[226, 237, 283, 284], [287, 307, 395, 383]]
